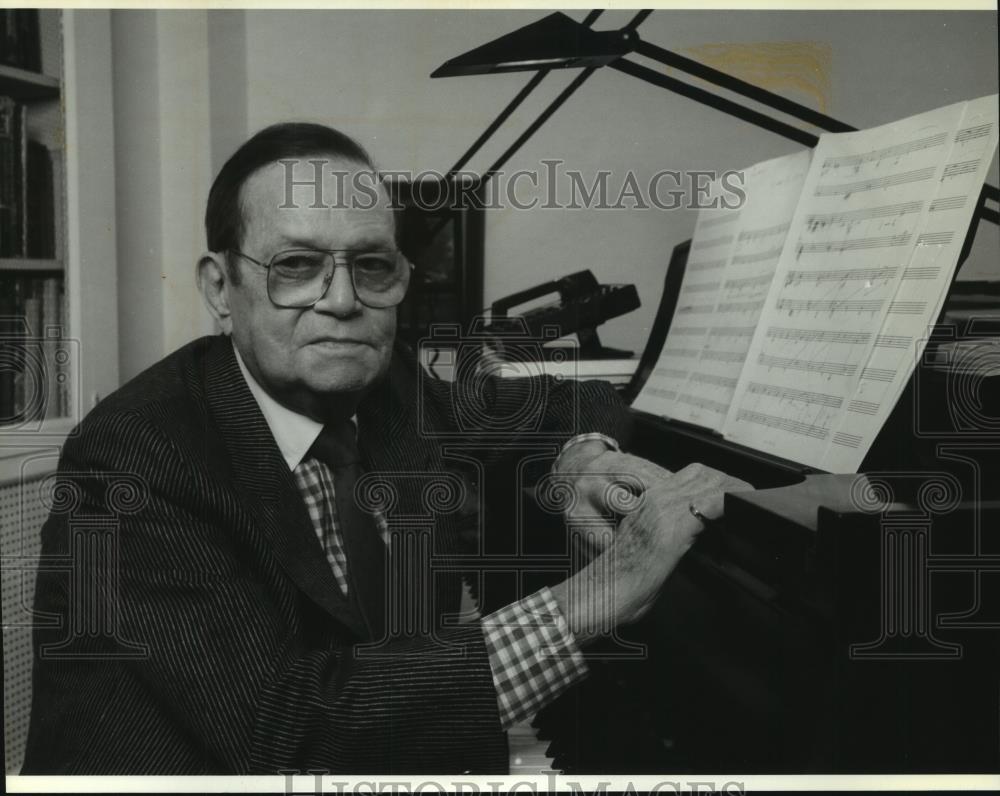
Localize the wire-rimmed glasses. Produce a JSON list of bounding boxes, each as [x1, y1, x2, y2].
[[230, 248, 412, 309]]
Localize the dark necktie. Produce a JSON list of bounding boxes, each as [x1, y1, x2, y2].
[[308, 420, 386, 641]]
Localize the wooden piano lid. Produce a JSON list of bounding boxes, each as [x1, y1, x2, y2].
[[725, 473, 868, 534]]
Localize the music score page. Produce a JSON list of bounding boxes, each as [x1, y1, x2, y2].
[[634, 94, 998, 472], [632, 149, 811, 428], [723, 94, 999, 471]]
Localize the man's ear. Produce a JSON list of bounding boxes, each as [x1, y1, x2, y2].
[[197, 252, 234, 334]]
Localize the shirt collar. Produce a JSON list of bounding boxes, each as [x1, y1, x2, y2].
[[233, 344, 323, 471]]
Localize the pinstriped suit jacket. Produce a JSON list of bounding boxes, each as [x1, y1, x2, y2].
[[21, 334, 630, 774]]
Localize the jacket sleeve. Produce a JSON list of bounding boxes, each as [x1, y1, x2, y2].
[[23, 408, 508, 775]]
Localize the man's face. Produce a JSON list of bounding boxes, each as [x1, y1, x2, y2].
[[226, 157, 398, 419]]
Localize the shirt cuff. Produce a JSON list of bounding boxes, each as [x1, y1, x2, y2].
[[553, 432, 620, 472], [481, 586, 589, 730]]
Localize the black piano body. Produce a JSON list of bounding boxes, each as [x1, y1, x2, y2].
[[520, 242, 1000, 775]]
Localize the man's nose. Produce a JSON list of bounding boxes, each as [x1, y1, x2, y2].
[[313, 261, 361, 316]]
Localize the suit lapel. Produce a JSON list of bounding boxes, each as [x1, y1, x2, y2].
[[203, 336, 366, 637], [357, 349, 470, 628], [356, 348, 439, 507]]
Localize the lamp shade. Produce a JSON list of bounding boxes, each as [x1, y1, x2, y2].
[[431, 12, 636, 78]]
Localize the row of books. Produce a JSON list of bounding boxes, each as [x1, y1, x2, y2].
[[0, 95, 56, 258], [0, 10, 42, 72], [0, 273, 71, 425]]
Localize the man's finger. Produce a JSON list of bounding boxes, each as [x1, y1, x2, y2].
[[605, 454, 674, 491], [684, 487, 728, 525]]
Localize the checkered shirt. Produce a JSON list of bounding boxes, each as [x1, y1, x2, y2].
[[293, 457, 589, 729]]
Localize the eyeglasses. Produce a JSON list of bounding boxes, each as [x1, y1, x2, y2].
[[230, 248, 412, 309]]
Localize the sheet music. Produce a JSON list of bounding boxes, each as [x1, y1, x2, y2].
[[632, 150, 810, 425], [723, 94, 999, 472], [631, 183, 736, 418]]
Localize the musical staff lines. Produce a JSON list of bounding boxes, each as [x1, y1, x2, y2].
[[916, 231, 954, 246], [718, 299, 767, 314], [671, 326, 709, 337], [642, 386, 677, 402], [709, 325, 757, 339], [676, 303, 716, 316], [660, 347, 700, 360], [797, 232, 911, 255], [735, 409, 829, 440], [731, 247, 785, 265], [859, 366, 896, 382], [847, 399, 880, 415], [757, 354, 857, 377], [687, 257, 727, 271], [739, 222, 790, 242], [804, 201, 923, 232], [930, 195, 967, 212], [832, 431, 863, 448], [701, 349, 748, 363], [681, 281, 721, 293], [887, 300, 927, 314], [725, 273, 776, 290], [718, 93, 998, 472], [785, 266, 898, 286], [902, 266, 941, 279], [821, 131, 948, 172], [747, 382, 843, 408], [942, 159, 981, 180], [776, 298, 885, 314], [690, 373, 739, 389], [814, 166, 936, 198], [765, 327, 871, 345], [955, 123, 992, 144], [652, 366, 689, 380], [874, 334, 912, 350], [677, 393, 730, 415]]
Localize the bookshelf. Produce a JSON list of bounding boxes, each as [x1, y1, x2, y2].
[[0, 258, 60, 273], [1, 10, 68, 435], [0, 64, 59, 101], [0, 10, 118, 484]]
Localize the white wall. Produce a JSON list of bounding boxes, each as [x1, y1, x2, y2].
[[112, 10, 217, 382], [65, 11, 119, 410], [112, 9, 999, 371]]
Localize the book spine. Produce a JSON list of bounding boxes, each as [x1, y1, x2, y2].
[[22, 277, 42, 420], [42, 274, 59, 419], [0, 99, 28, 258], [0, 10, 42, 71], [50, 148, 64, 261], [0, 273, 14, 423], [57, 276, 68, 418], [0, 96, 18, 258], [26, 141, 55, 258], [17, 103, 26, 256], [0, 11, 16, 68], [17, 10, 42, 72]]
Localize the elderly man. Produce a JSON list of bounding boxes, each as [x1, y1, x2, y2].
[[22, 123, 745, 774]]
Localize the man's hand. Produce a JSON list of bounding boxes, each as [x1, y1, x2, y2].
[[549, 463, 751, 647], [551, 444, 675, 551]]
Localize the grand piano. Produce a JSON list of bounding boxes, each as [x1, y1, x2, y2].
[[508, 241, 1000, 775], [466, 232, 999, 774], [429, 10, 1000, 774]]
